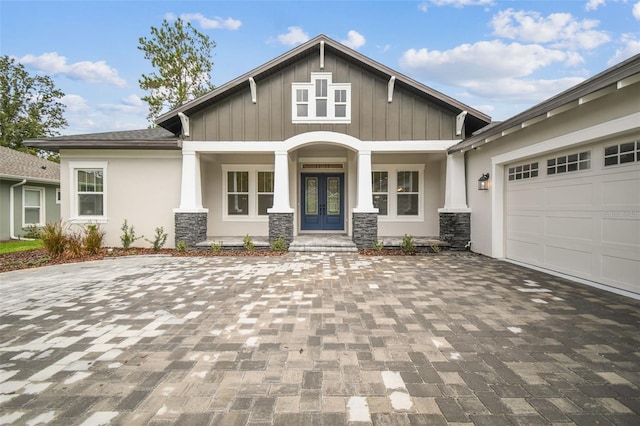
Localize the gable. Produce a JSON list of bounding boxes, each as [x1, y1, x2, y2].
[[158, 35, 490, 141]]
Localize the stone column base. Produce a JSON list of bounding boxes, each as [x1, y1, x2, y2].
[[269, 213, 294, 247], [352, 212, 378, 250], [439, 212, 470, 250], [175, 212, 207, 249]]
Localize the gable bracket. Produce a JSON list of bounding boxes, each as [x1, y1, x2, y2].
[[249, 77, 257, 104], [320, 41, 325, 70], [388, 76, 396, 103]]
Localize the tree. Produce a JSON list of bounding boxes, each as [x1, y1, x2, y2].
[[138, 18, 216, 125], [0, 55, 67, 156]]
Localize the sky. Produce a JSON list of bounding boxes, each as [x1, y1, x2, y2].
[[1, 0, 639, 136]]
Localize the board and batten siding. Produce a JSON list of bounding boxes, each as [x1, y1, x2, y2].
[[190, 51, 456, 142]]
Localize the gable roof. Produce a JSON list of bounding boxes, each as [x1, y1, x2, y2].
[[156, 34, 491, 135], [24, 128, 180, 152], [0, 146, 60, 182], [449, 53, 640, 154]]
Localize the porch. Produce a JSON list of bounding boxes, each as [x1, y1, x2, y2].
[[194, 234, 450, 252]]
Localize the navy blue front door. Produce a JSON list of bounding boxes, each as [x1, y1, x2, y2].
[[301, 173, 344, 231]]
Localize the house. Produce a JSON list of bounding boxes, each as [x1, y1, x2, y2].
[[0, 146, 61, 240], [453, 53, 640, 297], [25, 35, 639, 297]]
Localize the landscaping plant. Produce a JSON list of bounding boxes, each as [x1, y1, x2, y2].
[[243, 234, 255, 251], [176, 240, 187, 252], [84, 224, 105, 255], [270, 236, 288, 252], [400, 234, 415, 254], [40, 222, 67, 258], [120, 219, 143, 249], [146, 227, 168, 251]]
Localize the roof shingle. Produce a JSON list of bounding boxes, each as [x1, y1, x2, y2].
[[0, 146, 60, 182]]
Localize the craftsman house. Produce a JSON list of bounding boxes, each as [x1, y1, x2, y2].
[[25, 35, 639, 297]]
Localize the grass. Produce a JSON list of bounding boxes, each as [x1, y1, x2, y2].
[[0, 239, 44, 254]]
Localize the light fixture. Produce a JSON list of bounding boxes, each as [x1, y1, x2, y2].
[[478, 173, 490, 190]]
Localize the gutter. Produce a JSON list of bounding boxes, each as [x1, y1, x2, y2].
[[9, 179, 27, 240]]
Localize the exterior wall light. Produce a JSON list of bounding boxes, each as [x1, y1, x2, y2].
[[478, 173, 490, 190]]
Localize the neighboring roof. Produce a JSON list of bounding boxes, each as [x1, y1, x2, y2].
[[156, 34, 492, 135], [450, 53, 640, 154], [0, 146, 60, 182], [24, 128, 181, 152]]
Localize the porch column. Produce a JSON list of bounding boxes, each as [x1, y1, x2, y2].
[[438, 152, 471, 250], [174, 151, 208, 249], [352, 149, 378, 249], [268, 151, 294, 246]]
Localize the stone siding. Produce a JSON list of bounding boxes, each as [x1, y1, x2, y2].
[[352, 213, 378, 249], [175, 212, 207, 249], [269, 213, 294, 246], [439, 212, 470, 250]]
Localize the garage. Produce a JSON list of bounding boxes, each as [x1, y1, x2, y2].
[[505, 138, 640, 295]]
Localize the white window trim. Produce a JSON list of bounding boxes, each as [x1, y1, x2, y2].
[[22, 186, 45, 227], [292, 72, 351, 124], [604, 140, 640, 167], [69, 161, 108, 223], [222, 165, 274, 221], [373, 164, 425, 222]]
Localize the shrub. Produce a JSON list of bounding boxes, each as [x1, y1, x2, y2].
[[22, 225, 42, 239], [176, 240, 187, 252], [243, 234, 255, 251], [41, 222, 66, 258], [146, 227, 168, 251], [66, 230, 84, 258], [120, 219, 143, 249], [430, 244, 441, 254], [84, 224, 105, 255], [373, 240, 384, 251], [211, 241, 223, 252], [400, 234, 415, 254], [270, 236, 288, 252]]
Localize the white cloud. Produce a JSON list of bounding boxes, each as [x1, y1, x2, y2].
[[429, 0, 494, 7], [276, 27, 310, 46], [490, 9, 610, 50], [585, 0, 606, 11], [340, 31, 366, 50], [18, 52, 126, 87], [418, 2, 429, 12], [61, 94, 148, 135], [633, 2, 640, 20], [608, 34, 640, 65], [62, 94, 89, 114], [167, 12, 242, 30]]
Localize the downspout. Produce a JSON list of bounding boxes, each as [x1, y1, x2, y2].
[[9, 179, 27, 240]]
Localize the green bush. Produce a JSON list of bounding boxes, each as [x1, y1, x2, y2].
[[120, 219, 143, 249], [400, 234, 415, 254], [66, 230, 84, 258], [211, 241, 223, 252], [243, 234, 255, 251], [270, 236, 288, 252], [84, 224, 105, 255], [373, 240, 384, 251], [22, 225, 42, 239], [41, 222, 66, 258], [146, 227, 168, 251], [176, 240, 187, 252]]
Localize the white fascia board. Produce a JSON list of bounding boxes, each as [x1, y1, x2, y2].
[[61, 149, 181, 159], [547, 101, 578, 117], [579, 84, 616, 105], [618, 73, 640, 89]]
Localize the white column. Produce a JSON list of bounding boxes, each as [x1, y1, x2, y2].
[[438, 151, 471, 213], [174, 151, 208, 212], [353, 149, 378, 213], [268, 151, 294, 213]]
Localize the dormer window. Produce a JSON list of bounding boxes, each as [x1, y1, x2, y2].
[[292, 73, 351, 123]]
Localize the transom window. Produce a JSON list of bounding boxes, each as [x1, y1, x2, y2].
[[372, 166, 423, 219], [292, 72, 351, 123], [547, 151, 590, 175], [23, 187, 44, 226], [604, 141, 639, 166], [223, 166, 274, 219], [508, 162, 539, 181]]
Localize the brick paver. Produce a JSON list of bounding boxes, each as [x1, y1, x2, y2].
[[1, 252, 639, 425]]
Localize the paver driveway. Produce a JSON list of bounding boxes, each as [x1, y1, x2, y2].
[[1, 252, 639, 425]]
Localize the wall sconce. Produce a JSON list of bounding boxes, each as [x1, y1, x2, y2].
[[478, 173, 490, 190]]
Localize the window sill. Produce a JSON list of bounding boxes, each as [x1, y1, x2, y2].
[[69, 216, 108, 224], [222, 216, 269, 222]]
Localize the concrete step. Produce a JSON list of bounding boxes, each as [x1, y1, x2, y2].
[[289, 234, 358, 253]]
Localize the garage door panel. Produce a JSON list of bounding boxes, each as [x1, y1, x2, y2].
[[545, 245, 593, 277], [601, 176, 640, 205], [506, 238, 544, 265], [601, 254, 640, 295], [546, 216, 593, 240], [545, 182, 594, 207], [602, 218, 640, 246], [507, 187, 544, 210], [507, 214, 543, 236]]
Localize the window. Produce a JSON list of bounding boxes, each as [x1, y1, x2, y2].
[[292, 72, 351, 123], [23, 187, 44, 226], [547, 151, 590, 175], [372, 166, 423, 219], [223, 166, 274, 219], [604, 141, 639, 166], [508, 162, 539, 181], [372, 171, 388, 216], [70, 162, 107, 221], [257, 172, 274, 216]]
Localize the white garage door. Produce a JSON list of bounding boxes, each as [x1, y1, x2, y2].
[[506, 139, 640, 295]]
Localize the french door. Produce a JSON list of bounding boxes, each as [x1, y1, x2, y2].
[[301, 173, 344, 231]]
